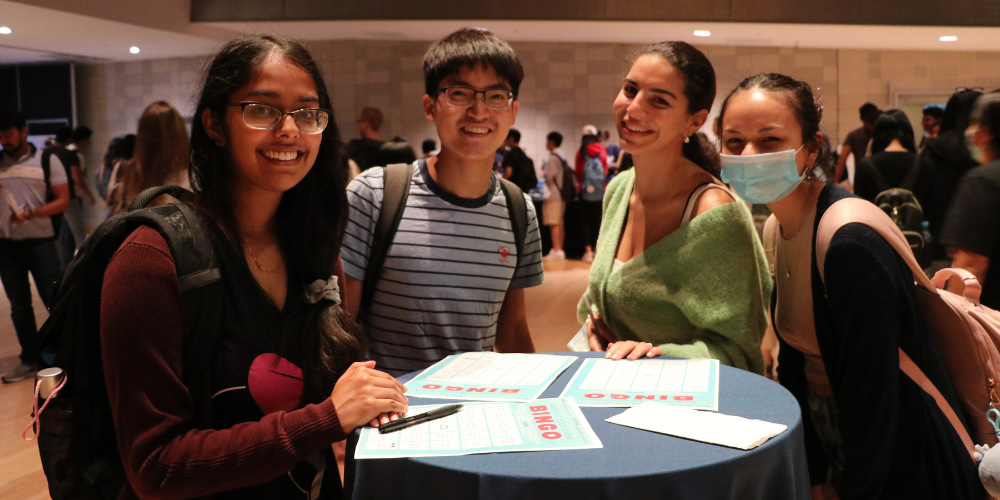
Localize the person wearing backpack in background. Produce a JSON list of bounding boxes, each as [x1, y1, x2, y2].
[[542, 131, 569, 260], [942, 92, 1000, 310], [0, 110, 71, 384], [88, 36, 409, 499], [95, 134, 135, 208], [719, 72, 983, 499], [341, 28, 543, 378], [576, 126, 607, 263], [501, 128, 536, 193], [853, 110, 920, 205]]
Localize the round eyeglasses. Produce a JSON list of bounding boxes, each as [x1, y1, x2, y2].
[[434, 86, 514, 110], [227, 102, 330, 134]]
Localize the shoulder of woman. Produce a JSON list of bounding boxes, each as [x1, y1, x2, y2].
[[692, 186, 737, 218]]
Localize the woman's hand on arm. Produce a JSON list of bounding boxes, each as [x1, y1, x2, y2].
[[586, 313, 616, 352], [329, 360, 408, 434]]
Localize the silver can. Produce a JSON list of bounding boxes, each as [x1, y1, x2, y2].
[[36, 367, 65, 400]]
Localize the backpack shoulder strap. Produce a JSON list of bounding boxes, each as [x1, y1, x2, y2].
[[360, 163, 413, 316], [498, 178, 528, 271], [814, 197, 975, 461]]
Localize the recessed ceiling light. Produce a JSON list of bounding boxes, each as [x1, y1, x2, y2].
[[694, 30, 711, 37], [0, 27, 12, 35], [940, 36, 958, 42], [129, 46, 140, 54]]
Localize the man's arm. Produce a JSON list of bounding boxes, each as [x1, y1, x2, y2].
[[950, 248, 990, 285], [493, 288, 535, 353], [344, 274, 362, 319]]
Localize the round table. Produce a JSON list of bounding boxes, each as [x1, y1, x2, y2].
[[346, 352, 809, 500]]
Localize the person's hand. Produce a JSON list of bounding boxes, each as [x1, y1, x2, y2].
[[605, 340, 662, 360], [586, 313, 616, 351], [10, 209, 29, 225], [330, 361, 408, 434]]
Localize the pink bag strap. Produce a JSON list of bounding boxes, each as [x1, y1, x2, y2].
[[815, 198, 936, 292], [815, 198, 976, 461], [931, 268, 984, 304], [899, 348, 977, 460]]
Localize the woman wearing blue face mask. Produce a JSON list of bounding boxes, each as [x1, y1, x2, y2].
[[578, 42, 772, 374], [718, 73, 982, 500]]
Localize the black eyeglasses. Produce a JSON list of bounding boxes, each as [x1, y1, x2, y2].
[[956, 87, 985, 92], [227, 102, 330, 134], [434, 87, 514, 110]]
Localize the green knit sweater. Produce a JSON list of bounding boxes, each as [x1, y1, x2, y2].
[[577, 169, 772, 374]]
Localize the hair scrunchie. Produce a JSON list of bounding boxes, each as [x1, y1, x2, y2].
[[303, 275, 341, 306]]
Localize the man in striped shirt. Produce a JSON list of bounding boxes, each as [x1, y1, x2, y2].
[[342, 28, 544, 376]]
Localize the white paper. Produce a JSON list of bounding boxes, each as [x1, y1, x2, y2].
[[605, 402, 787, 450], [567, 326, 590, 352], [6, 192, 22, 216]]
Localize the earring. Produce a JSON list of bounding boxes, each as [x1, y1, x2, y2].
[[683, 136, 690, 143]]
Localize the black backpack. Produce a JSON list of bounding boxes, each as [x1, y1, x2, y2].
[[861, 157, 931, 268], [359, 163, 529, 316], [557, 154, 577, 202], [32, 185, 225, 500]]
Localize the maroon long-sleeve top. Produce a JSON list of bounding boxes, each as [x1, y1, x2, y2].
[[100, 226, 348, 500]]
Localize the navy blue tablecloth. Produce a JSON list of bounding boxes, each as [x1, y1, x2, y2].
[[346, 352, 809, 500]]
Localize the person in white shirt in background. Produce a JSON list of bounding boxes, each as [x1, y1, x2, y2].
[[542, 131, 568, 260]]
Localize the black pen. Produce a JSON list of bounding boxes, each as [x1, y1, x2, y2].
[[378, 404, 464, 434]]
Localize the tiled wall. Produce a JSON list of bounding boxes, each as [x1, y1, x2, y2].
[[74, 39, 997, 198]]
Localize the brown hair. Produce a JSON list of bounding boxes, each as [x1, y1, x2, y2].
[[359, 107, 384, 132], [115, 101, 189, 209]]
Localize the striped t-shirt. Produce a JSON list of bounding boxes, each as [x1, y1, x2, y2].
[[342, 160, 544, 376]]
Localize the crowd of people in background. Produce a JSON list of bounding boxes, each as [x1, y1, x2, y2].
[[1, 25, 999, 500]]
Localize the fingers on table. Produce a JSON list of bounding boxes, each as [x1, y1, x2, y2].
[[605, 341, 656, 360]]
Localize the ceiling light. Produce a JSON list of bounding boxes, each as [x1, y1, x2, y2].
[[129, 46, 140, 54], [693, 30, 711, 37], [939, 36, 958, 42], [0, 27, 11, 35]]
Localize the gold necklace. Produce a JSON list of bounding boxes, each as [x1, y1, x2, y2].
[[244, 243, 280, 273]]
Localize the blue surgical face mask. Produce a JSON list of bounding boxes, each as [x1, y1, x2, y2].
[[966, 129, 985, 164], [720, 145, 806, 204]]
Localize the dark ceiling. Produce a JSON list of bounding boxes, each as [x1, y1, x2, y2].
[[192, 0, 1000, 27]]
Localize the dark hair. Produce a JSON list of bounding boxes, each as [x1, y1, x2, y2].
[[423, 28, 524, 97], [973, 92, 1000, 156], [618, 152, 633, 172], [630, 42, 716, 174], [507, 128, 520, 142], [923, 107, 945, 120], [190, 35, 365, 403], [359, 107, 383, 132], [579, 133, 599, 158], [717, 73, 834, 180], [940, 89, 983, 135], [55, 126, 73, 144], [102, 134, 135, 171], [0, 109, 26, 130], [695, 132, 721, 177], [860, 102, 881, 123], [73, 126, 92, 142], [547, 131, 563, 147], [871, 109, 916, 154], [421, 138, 436, 154]]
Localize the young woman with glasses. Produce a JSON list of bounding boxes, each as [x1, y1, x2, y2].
[[578, 42, 772, 375], [98, 36, 408, 499]]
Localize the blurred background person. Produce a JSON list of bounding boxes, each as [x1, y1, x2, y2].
[[108, 101, 189, 215], [919, 106, 944, 151], [834, 102, 881, 185], [940, 92, 1000, 310], [96, 134, 136, 205], [542, 131, 568, 260], [345, 106, 384, 172], [44, 126, 95, 265], [421, 138, 437, 158], [852, 109, 920, 204], [501, 128, 536, 192], [914, 88, 983, 262], [576, 127, 607, 262]]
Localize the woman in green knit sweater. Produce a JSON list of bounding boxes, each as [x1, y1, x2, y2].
[[578, 42, 772, 374]]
